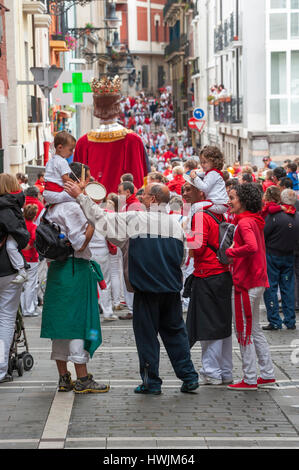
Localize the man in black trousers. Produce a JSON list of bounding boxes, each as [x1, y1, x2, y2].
[[65, 181, 199, 395]]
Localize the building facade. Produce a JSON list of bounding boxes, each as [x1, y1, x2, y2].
[[117, 0, 169, 96], [6, 0, 51, 174], [0, 2, 10, 174], [191, 0, 299, 166]]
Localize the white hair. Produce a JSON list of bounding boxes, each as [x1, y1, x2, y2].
[[280, 188, 297, 206]]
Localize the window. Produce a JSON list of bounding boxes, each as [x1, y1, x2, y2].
[[142, 65, 148, 89], [271, 0, 286, 7], [270, 13, 288, 38], [271, 51, 287, 94], [268, 1, 299, 126], [155, 20, 159, 42]]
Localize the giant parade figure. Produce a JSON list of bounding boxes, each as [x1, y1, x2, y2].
[[73, 75, 150, 194]]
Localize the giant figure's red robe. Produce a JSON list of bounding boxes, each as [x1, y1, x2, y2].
[[74, 127, 150, 194]]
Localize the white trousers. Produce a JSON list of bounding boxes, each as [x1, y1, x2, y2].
[[181, 257, 194, 309], [6, 236, 24, 270], [232, 287, 275, 385], [51, 339, 89, 364], [20, 262, 39, 316], [37, 258, 48, 300], [110, 248, 124, 306], [0, 275, 23, 380], [92, 247, 114, 317], [200, 336, 233, 381]]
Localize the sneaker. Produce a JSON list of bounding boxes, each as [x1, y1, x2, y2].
[[262, 323, 280, 331], [114, 304, 125, 311], [257, 377, 276, 387], [12, 270, 28, 285], [103, 314, 118, 321], [199, 375, 222, 385], [0, 374, 13, 384], [73, 374, 110, 394], [181, 381, 199, 393], [222, 378, 234, 385], [134, 384, 161, 395], [227, 380, 257, 391], [287, 325, 296, 330], [118, 313, 133, 320], [58, 371, 74, 392]]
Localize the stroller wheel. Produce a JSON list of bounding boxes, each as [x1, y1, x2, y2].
[[22, 353, 34, 371], [17, 358, 24, 377]]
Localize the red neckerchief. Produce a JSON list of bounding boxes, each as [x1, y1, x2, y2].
[[261, 201, 282, 219], [281, 204, 297, 215], [205, 168, 224, 179], [10, 190, 22, 194]]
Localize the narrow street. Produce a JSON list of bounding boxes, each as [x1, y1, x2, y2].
[[0, 306, 298, 450]]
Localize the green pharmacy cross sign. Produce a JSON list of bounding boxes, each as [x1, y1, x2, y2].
[[62, 72, 92, 103]]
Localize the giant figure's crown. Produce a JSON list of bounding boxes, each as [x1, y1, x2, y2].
[[91, 75, 121, 95]]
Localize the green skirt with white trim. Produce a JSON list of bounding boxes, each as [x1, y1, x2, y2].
[[40, 257, 104, 358]]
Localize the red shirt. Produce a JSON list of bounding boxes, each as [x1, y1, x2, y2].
[[167, 174, 185, 195], [22, 220, 39, 263], [25, 196, 45, 220], [226, 214, 269, 291], [34, 179, 45, 195], [262, 180, 276, 192], [125, 193, 143, 211], [187, 211, 229, 278]]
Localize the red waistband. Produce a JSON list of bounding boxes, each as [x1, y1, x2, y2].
[[44, 181, 64, 193]]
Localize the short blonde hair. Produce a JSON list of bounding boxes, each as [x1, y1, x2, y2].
[[173, 166, 184, 176], [0, 173, 21, 195]]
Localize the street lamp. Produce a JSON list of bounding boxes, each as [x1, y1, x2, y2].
[[104, 2, 121, 28], [48, 0, 95, 15]]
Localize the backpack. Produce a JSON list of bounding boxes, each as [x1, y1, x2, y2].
[[35, 208, 74, 262], [203, 210, 235, 265]]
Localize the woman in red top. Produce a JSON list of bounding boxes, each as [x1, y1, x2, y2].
[[182, 181, 233, 386], [21, 204, 40, 317], [225, 183, 275, 390]]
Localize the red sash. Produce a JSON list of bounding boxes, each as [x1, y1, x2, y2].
[[44, 181, 64, 193]]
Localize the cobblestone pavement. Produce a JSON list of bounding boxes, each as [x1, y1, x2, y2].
[[0, 305, 299, 450]]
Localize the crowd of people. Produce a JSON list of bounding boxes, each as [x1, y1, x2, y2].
[[1, 123, 299, 395], [119, 87, 195, 163]]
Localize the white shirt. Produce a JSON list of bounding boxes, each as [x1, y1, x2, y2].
[[45, 154, 71, 186], [46, 201, 91, 260], [193, 170, 229, 206]]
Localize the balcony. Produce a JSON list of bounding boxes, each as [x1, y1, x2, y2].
[[213, 97, 243, 124], [214, 13, 240, 54], [22, 1, 47, 15], [164, 0, 189, 26], [165, 34, 188, 61], [192, 57, 200, 75]]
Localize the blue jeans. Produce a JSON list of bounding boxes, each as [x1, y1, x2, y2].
[[263, 253, 296, 328]]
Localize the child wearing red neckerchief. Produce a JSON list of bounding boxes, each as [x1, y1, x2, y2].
[[189, 146, 229, 215]]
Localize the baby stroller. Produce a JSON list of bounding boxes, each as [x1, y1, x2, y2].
[[8, 305, 34, 377]]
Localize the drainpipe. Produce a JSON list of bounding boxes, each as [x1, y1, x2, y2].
[[236, 0, 240, 123], [32, 15, 41, 165]]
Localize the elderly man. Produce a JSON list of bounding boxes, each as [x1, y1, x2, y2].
[[181, 180, 233, 385], [263, 189, 299, 330], [65, 181, 199, 395]]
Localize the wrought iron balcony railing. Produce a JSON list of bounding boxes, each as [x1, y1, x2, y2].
[[213, 96, 243, 124]]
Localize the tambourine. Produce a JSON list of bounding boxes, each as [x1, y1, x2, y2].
[[85, 181, 107, 202]]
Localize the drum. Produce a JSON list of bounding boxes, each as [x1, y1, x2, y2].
[[85, 181, 107, 202]]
